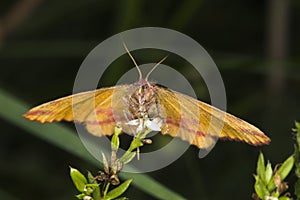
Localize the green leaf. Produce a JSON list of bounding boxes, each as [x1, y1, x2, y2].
[[111, 130, 120, 151], [87, 171, 101, 200], [114, 126, 123, 135], [295, 121, 300, 131], [295, 179, 300, 199], [105, 179, 133, 200], [85, 183, 99, 188], [76, 193, 86, 199], [265, 162, 273, 185], [87, 171, 94, 181], [293, 121, 300, 147], [70, 167, 88, 192], [267, 155, 295, 191], [276, 155, 294, 181], [278, 196, 291, 200], [294, 145, 300, 178], [273, 190, 280, 197], [92, 185, 101, 199], [254, 175, 269, 199], [257, 152, 266, 181]]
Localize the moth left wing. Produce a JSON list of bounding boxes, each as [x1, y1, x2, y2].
[[156, 87, 270, 149], [24, 85, 131, 136]]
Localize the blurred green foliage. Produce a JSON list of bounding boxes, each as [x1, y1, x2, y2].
[[253, 122, 300, 200], [0, 0, 300, 199]]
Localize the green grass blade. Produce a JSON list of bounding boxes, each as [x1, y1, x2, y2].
[[0, 88, 185, 200], [0, 188, 19, 200]]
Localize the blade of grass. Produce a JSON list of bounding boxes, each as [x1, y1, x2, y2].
[[0, 88, 185, 200], [0, 188, 19, 200]]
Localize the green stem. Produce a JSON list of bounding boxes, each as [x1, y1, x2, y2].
[[119, 128, 152, 163], [103, 181, 110, 198], [140, 129, 152, 139]]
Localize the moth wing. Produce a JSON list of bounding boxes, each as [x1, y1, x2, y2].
[[156, 87, 270, 149], [24, 85, 130, 136]]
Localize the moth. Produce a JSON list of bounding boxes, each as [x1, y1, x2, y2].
[[24, 43, 270, 149]]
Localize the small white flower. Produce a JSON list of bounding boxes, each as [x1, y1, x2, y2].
[[265, 196, 278, 200], [126, 117, 163, 132], [83, 196, 92, 200], [126, 119, 139, 125], [126, 118, 144, 132], [145, 118, 162, 131]]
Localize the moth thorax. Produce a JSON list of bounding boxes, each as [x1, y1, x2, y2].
[[129, 85, 157, 119]]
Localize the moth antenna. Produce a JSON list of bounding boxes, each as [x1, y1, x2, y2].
[[145, 55, 169, 81], [122, 42, 143, 81]]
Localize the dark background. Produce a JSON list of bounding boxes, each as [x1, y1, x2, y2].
[[0, 0, 300, 199]]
